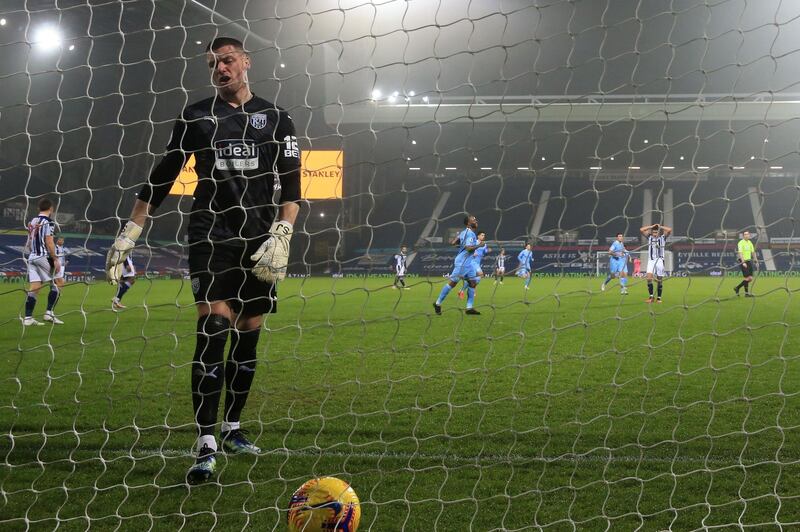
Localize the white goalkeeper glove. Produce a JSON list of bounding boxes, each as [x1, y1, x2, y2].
[[106, 221, 142, 285], [250, 220, 293, 283]]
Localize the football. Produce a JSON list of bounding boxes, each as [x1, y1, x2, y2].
[[287, 476, 361, 532]]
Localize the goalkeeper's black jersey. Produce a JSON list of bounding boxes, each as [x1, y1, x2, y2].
[[137, 95, 301, 244]]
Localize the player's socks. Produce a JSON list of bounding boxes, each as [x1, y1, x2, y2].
[[436, 284, 452, 305], [524, 276, 532, 288], [657, 281, 663, 299], [46, 286, 59, 312], [603, 273, 612, 287], [115, 281, 131, 302], [400, 277, 406, 288], [466, 286, 476, 309], [743, 280, 749, 294], [192, 314, 230, 438], [24, 292, 37, 318], [223, 328, 259, 428], [620, 277, 628, 288], [647, 281, 654, 298]]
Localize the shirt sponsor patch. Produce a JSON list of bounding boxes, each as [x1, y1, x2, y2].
[[214, 139, 258, 170]]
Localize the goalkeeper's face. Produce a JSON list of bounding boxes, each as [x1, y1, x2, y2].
[[207, 45, 251, 96]]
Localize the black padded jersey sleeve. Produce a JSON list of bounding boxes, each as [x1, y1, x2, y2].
[[274, 109, 301, 204], [137, 113, 190, 210]]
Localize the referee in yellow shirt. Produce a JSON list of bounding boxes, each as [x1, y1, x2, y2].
[[734, 230, 757, 297]]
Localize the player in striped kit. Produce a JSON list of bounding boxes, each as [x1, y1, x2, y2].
[[111, 255, 137, 311], [21, 198, 60, 326], [640, 223, 672, 303], [392, 246, 409, 289], [493, 248, 506, 284], [42, 236, 70, 324]]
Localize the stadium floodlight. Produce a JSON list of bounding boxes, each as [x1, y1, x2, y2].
[[517, 167, 529, 170], [553, 166, 565, 170], [480, 167, 492, 170], [409, 167, 420, 170], [697, 166, 709, 169], [411, 140, 416, 145], [473, 157, 478, 161], [680, 155, 685, 160], [68, 44, 75, 51], [319, 212, 325, 218], [32, 25, 63, 51], [422, 96, 429, 103], [662, 166, 675, 170], [733, 166, 745, 169], [628, 166, 640, 170], [445, 167, 457, 170], [770, 166, 783, 169], [280, 63, 285, 68], [408, 90, 415, 96], [541, 157, 546, 161], [371, 89, 381, 100], [751, 156, 756, 159], [195, 40, 202, 45], [643, 139, 649, 144], [0, 18, 6, 26], [609, 156, 615, 160], [590, 166, 602, 170]]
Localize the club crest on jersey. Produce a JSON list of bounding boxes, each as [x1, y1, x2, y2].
[[249, 113, 268, 129], [214, 139, 258, 170]]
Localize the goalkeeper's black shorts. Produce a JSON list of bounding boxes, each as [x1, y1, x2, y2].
[[740, 260, 754, 277], [188, 241, 276, 315]]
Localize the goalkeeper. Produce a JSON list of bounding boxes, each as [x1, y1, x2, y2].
[[105, 37, 301, 484]]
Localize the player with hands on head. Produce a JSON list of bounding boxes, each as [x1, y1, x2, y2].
[[640, 223, 672, 303]]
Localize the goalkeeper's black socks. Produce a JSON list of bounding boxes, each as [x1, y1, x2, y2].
[[743, 280, 749, 293], [192, 314, 230, 437], [116, 281, 131, 301], [223, 328, 260, 424]]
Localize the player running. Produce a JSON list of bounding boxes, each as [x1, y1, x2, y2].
[[105, 37, 301, 484], [392, 245, 409, 289], [517, 243, 533, 290], [601, 233, 630, 294], [640, 223, 672, 303], [111, 255, 136, 311], [734, 230, 758, 297], [21, 199, 60, 326], [459, 231, 488, 298], [493, 248, 506, 284], [433, 215, 482, 315]]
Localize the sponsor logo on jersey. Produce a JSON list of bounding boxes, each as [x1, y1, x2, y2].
[[214, 139, 258, 170], [249, 113, 268, 129]]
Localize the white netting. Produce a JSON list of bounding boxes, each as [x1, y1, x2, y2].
[[2, 0, 800, 529]]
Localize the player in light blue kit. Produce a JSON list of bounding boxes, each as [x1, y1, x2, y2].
[[516, 243, 533, 290], [433, 215, 483, 316], [601, 232, 630, 294], [459, 231, 488, 299]]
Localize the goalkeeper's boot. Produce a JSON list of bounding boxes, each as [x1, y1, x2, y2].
[[734, 286, 740, 297], [221, 429, 261, 455], [43, 311, 64, 325], [465, 308, 481, 315], [745, 293, 755, 298], [186, 444, 217, 485]]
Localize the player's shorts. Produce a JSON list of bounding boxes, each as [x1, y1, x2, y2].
[[609, 258, 626, 274], [496, 266, 505, 274], [645, 257, 665, 277], [188, 241, 277, 315], [53, 262, 65, 280], [121, 261, 136, 279], [448, 257, 480, 283], [27, 256, 53, 283], [740, 260, 754, 277], [516, 268, 530, 278]]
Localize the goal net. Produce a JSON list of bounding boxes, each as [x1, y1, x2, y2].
[[3, 0, 800, 529]]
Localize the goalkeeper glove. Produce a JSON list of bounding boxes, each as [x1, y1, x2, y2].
[[106, 221, 142, 285], [250, 220, 293, 283]]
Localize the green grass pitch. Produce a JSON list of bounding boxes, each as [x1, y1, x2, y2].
[[2, 274, 800, 530]]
